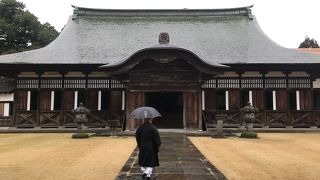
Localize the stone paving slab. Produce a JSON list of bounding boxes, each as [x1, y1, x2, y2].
[[116, 134, 227, 180]]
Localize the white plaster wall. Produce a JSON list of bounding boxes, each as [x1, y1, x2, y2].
[[27, 91, 31, 111], [296, 91, 300, 110], [313, 78, 320, 88], [0, 93, 14, 102], [65, 72, 86, 77], [74, 91, 78, 109], [272, 91, 277, 110], [217, 71, 239, 77], [265, 71, 286, 77], [242, 71, 263, 77], [98, 91, 102, 110], [17, 72, 38, 77], [41, 71, 62, 77], [225, 91, 229, 110], [288, 71, 309, 77], [122, 91, 126, 110], [249, 91, 253, 105], [3, 103, 10, 116], [88, 71, 108, 77]]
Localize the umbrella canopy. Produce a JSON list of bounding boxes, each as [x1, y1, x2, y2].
[[129, 106, 162, 120]]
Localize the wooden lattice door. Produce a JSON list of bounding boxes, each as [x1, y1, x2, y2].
[[126, 91, 145, 130], [183, 91, 201, 129]]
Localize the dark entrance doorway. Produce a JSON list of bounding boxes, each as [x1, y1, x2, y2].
[[145, 92, 183, 128]]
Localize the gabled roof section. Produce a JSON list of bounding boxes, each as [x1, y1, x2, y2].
[[0, 5, 319, 65], [100, 44, 228, 75]]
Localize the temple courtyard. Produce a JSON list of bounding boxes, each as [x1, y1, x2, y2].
[[0, 133, 320, 179]]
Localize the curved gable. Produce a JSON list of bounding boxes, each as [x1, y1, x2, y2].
[[100, 46, 228, 75]]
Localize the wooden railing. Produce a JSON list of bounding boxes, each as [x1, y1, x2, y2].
[[12, 109, 319, 128], [14, 110, 37, 127], [315, 110, 320, 126], [0, 116, 12, 127], [290, 110, 314, 127], [62, 111, 77, 127], [14, 110, 126, 128], [203, 109, 320, 128], [264, 110, 288, 127], [202, 110, 241, 128], [39, 111, 61, 127]]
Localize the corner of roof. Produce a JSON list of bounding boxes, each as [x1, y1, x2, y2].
[[246, 5, 254, 20]]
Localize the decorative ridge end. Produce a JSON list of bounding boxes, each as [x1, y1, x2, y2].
[[246, 5, 254, 20], [72, 14, 77, 20], [72, 5, 79, 20]]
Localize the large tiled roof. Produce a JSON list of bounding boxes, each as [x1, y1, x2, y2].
[[0, 5, 319, 65]]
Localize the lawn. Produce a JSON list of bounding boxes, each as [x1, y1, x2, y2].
[[0, 134, 136, 180], [189, 133, 320, 180]]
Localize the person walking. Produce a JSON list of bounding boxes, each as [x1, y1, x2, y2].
[[136, 118, 161, 180]]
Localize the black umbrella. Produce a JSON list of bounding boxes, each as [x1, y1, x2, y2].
[[129, 106, 161, 120]]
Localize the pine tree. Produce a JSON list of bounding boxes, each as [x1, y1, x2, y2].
[[0, 0, 59, 55], [299, 36, 320, 48]]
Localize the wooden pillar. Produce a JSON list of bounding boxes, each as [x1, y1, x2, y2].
[[310, 76, 316, 126], [59, 89, 64, 126], [198, 90, 202, 131], [10, 72, 18, 127], [285, 72, 290, 125], [12, 90, 16, 127], [36, 72, 42, 126], [60, 72, 66, 126], [84, 72, 89, 107], [261, 71, 267, 126]]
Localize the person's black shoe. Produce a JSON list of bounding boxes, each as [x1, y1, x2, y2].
[[142, 173, 147, 179], [146, 177, 151, 180]]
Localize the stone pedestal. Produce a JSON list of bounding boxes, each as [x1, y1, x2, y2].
[[108, 119, 119, 136], [216, 120, 224, 137], [213, 114, 226, 138], [77, 123, 85, 131], [239, 125, 246, 131], [246, 123, 253, 132]]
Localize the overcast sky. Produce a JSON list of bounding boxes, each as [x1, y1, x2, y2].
[[19, 0, 320, 48]]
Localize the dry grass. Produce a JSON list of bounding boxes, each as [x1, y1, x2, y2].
[[0, 134, 136, 180], [189, 133, 320, 180]]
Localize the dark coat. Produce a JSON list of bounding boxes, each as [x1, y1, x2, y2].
[[136, 122, 161, 167]]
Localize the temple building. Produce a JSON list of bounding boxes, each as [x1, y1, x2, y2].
[[0, 5, 320, 130]]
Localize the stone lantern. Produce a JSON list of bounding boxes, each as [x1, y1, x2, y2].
[[240, 102, 258, 132], [72, 102, 90, 131]]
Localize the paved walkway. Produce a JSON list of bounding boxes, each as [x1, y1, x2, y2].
[[117, 134, 226, 180]]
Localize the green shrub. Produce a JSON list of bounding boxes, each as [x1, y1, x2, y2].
[[240, 131, 258, 139], [72, 132, 89, 139]]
